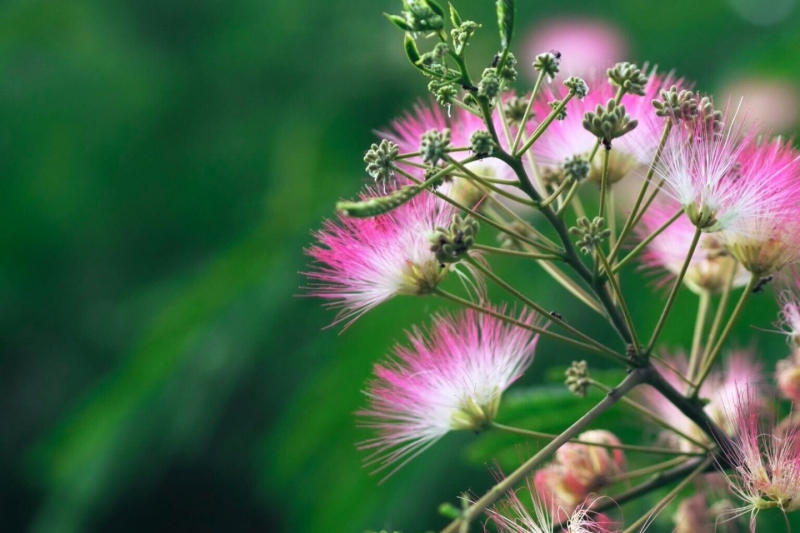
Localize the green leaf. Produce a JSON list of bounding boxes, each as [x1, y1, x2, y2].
[[404, 34, 423, 70], [424, 0, 446, 19], [384, 12, 412, 32], [496, 0, 514, 49], [448, 3, 462, 27]]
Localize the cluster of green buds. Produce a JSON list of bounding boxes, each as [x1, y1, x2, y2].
[[450, 19, 480, 56], [503, 95, 530, 125], [477, 67, 501, 100], [495, 52, 518, 84], [562, 155, 590, 182], [582, 99, 638, 145], [652, 85, 696, 120], [549, 99, 567, 120], [697, 95, 724, 134], [429, 214, 480, 264], [564, 76, 589, 100], [532, 50, 560, 80], [420, 128, 451, 165], [570, 216, 611, 254], [565, 360, 590, 398], [470, 130, 495, 156], [386, 0, 446, 33], [364, 140, 399, 183], [607, 62, 648, 96]]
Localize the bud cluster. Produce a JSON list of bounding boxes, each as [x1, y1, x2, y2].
[[607, 62, 648, 96], [582, 99, 638, 143], [420, 128, 451, 165], [364, 139, 399, 183], [429, 214, 479, 264], [570, 216, 610, 254]]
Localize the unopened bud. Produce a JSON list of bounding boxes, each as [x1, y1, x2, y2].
[[565, 360, 590, 398], [607, 62, 648, 96], [582, 99, 638, 143], [429, 214, 479, 263], [469, 130, 495, 156], [420, 128, 451, 166], [562, 155, 590, 182], [364, 139, 399, 183], [563, 76, 588, 100], [570, 217, 610, 254], [478, 68, 501, 100], [533, 50, 561, 79]]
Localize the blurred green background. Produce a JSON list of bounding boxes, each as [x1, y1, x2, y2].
[[2, 0, 799, 532]]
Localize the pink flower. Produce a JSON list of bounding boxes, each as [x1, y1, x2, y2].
[[487, 472, 615, 533], [717, 136, 800, 276], [535, 430, 625, 515], [777, 268, 800, 346], [638, 350, 763, 452], [358, 308, 540, 476], [532, 71, 678, 185], [636, 198, 749, 294], [306, 191, 463, 326], [721, 389, 800, 531], [776, 349, 800, 404]]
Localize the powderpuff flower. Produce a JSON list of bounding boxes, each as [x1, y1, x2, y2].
[[487, 473, 615, 533], [358, 308, 541, 476], [777, 268, 800, 346], [637, 350, 763, 452], [535, 430, 625, 514], [306, 192, 469, 326], [721, 389, 800, 531], [717, 136, 800, 276], [532, 70, 678, 185], [636, 198, 749, 294]]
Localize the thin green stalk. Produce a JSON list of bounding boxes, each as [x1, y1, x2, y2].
[[650, 353, 695, 388], [646, 225, 702, 354], [446, 155, 538, 206], [605, 456, 690, 484], [608, 120, 672, 263], [590, 380, 710, 451], [480, 204, 561, 255], [620, 457, 713, 533], [539, 178, 571, 209], [596, 248, 640, 352], [472, 244, 561, 261], [702, 261, 737, 365], [394, 167, 550, 251], [687, 290, 711, 382], [631, 177, 666, 228], [556, 180, 581, 218], [491, 423, 703, 457], [613, 208, 683, 274], [599, 146, 610, 219], [691, 274, 758, 397], [433, 289, 622, 361], [511, 69, 546, 154], [466, 258, 624, 362], [439, 370, 647, 533], [478, 99, 501, 146], [446, 97, 482, 117], [515, 93, 575, 157]]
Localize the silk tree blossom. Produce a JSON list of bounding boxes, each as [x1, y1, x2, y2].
[[721, 389, 800, 531], [636, 199, 749, 294], [638, 350, 762, 452], [358, 308, 541, 476], [535, 430, 626, 514], [648, 101, 797, 234], [776, 349, 800, 405], [486, 473, 615, 533], [532, 71, 678, 185], [717, 136, 800, 276], [306, 192, 475, 326]]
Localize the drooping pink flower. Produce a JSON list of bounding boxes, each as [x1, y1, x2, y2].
[[535, 430, 625, 515], [720, 388, 800, 531], [636, 197, 749, 294], [487, 472, 615, 533], [358, 308, 540, 476], [777, 269, 800, 346], [717, 136, 800, 276], [306, 191, 464, 326], [638, 350, 763, 452], [532, 71, 678, 185]]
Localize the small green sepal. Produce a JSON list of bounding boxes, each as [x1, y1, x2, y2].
[[384, 13, 412, 31]]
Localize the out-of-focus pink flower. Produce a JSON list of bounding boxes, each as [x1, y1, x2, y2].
[[488, 472, 615, 533], [776, 349, 800, 403], [719, 77, 799, 132], [638, 350, 763, 451], [721, 388, 800, 531], [523, 18, 628, 81], [535, 430, 625, 515], [358, 308, 540, 477], [306, 192, 464, 325], [532, 71, 679, 185], [636, 198, 750, 294]]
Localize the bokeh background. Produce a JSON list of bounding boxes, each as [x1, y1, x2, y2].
[[3, 0, 800, 532]]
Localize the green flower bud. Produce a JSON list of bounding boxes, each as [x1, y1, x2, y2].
[[563, 76, 589, 100], [469, 130, 495, 155], [533, 50, 560, 79], [402, 0, 445, 32], [364, 139, 399, 183], [336, 185, 420, 218], [503, 96, 530, 125], [652, 85, 696, 119], [565, 360, 590, 398], [582, 99, 638, 144], [478, 68, 501, 99], [569, 216, 610, 254], [420, 128, 452, 165], [429, 80, 458, 106], [562, 155, 590, 182], [429, 214, 480, 263], [451, 21, 480, 55], [549, 99, 567, 120], [497, 52, 518, 83], [607, 62, 648, 96]]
